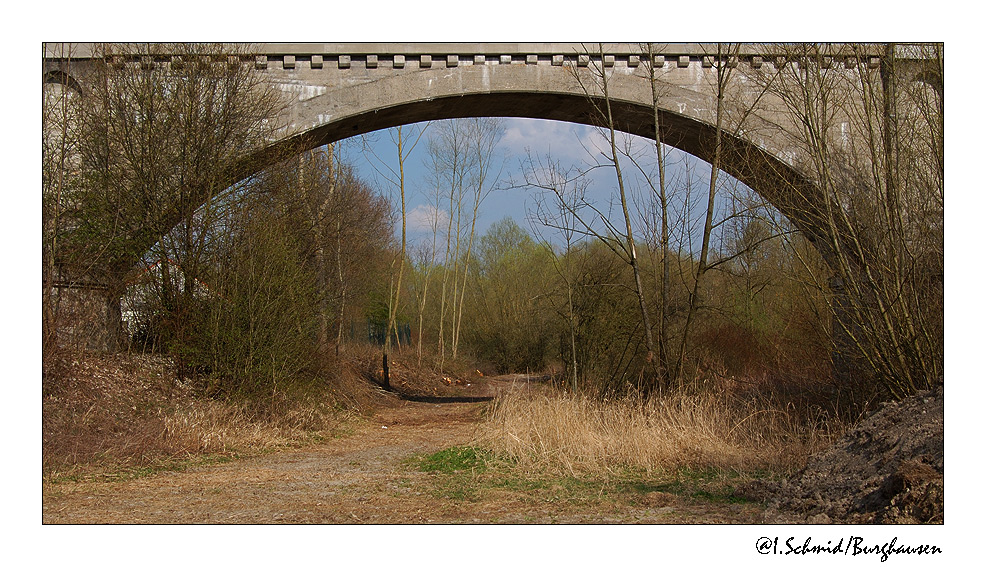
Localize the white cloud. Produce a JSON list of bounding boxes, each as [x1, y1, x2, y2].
[[500, 117, 657, 174], [406, 204, 450, 234], [500, 118, 607, 165]]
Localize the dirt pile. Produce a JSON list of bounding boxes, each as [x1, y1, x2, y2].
[[755, 384, 943, 524], [347, 347, 521, 400]]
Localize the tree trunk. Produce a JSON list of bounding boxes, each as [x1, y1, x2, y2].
[[597, 44, 656, 389]]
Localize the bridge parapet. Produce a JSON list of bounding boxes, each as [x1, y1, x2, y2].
[[44, 42, 937, 72]]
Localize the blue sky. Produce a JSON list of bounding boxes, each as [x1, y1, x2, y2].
[[343, 118, 596, 240], [341, 117, 724, 252]]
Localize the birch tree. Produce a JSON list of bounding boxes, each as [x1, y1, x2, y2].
[[426, 118, 504, 365], [364, 125, 428, 386]]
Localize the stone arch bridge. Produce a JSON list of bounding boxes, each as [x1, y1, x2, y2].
[[43, 42, 938, 350]]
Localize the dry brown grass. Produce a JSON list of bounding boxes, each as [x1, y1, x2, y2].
[[42, 350, 365, 481], [476, 388, 842, 477]]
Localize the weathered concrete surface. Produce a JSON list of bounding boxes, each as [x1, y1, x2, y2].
[[47, 282, 123, 352]]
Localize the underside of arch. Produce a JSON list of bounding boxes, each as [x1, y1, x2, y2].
[[43, 69, 85, 95], [230, 91, 829, 253]]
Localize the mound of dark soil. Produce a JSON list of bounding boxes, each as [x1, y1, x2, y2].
[[755, 384, 943, 524]]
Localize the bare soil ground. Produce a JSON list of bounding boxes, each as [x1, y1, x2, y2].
[[42, 378, 765, 524], [749, 384, 944, 524]]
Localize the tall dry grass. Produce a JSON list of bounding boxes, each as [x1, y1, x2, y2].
[[42, 350, 366, 479], [477, 388, 841, 476]]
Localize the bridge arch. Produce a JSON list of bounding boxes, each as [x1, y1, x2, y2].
[[44, 43, 944, 354], [44, 48, 849, 283], [44, 69, 85, 94], [229, 62, 827, 252], [44, 43, 943, 266]]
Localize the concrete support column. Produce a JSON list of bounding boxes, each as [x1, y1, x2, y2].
[[47, 274, 124, 352], [828, 275, 855, 384]]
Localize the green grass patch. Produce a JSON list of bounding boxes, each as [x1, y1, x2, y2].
[[406, 446, 500, 502], [407, 449, 772, 509], [620, 466, 767, 504], [404, 446, 776, 511], [411, 446, 493, 474]]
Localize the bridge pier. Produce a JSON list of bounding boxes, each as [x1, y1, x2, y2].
[[828, 275, 856, 384], [46, 276, 124, 352]]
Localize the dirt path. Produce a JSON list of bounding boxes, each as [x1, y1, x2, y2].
[[43, 400, 492, 524], [42, 376, 766, 524]]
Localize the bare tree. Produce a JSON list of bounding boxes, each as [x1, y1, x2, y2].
[[425, 118, 504, 366], [527, 153, 591, 391], [672, 43, 740, 383], [452, 118, 504, 359], [752, 42, 943, 402], [561, 43, 657, 392], [642, 42, 673, 386], [364, 124, 428, 386], [296, 145, 333, 351], [44, 43, 286, 364]]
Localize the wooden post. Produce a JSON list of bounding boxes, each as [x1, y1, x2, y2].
[[382, 352, 391, 390]]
